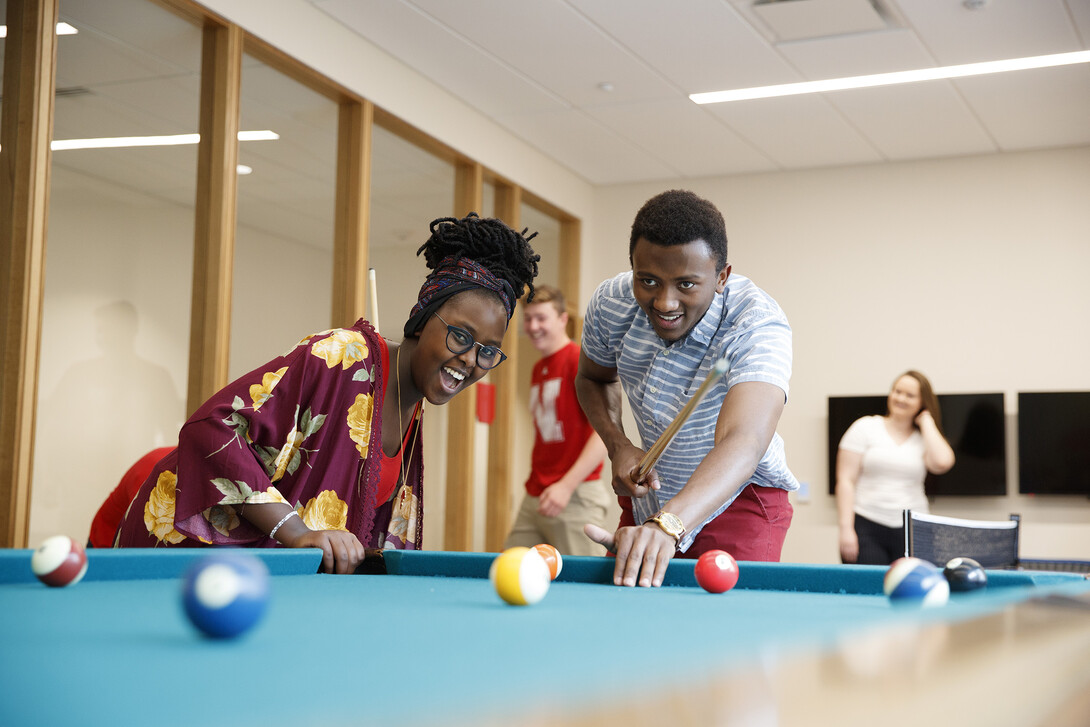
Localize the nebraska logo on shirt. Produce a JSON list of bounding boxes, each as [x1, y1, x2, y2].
[[530, 378, 566, 443]]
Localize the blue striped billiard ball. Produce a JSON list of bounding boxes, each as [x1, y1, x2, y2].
[[884, 557, 949, 607], [182, 552, 270, 639]]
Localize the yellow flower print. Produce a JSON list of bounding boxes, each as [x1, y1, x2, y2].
[[347, 393, 374, 458], [247, 486, 290, 506], [282, 329, 333, 358], [144, 471, 186, 545], [311, 330, 369, 370], [249, 366, 288, 410], [300, 490, 348, 531], [272, 427, 305, 482]]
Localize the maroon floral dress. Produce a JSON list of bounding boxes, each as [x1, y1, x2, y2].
[[115, 319, 423, 550]]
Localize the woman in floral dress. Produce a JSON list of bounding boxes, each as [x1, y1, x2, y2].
[[115, 214, 539, 573]]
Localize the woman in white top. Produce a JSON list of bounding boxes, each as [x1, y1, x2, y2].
[[836, 371, 956, 565]]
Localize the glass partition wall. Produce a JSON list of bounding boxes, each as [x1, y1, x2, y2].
[[368, 123, 457, 548], [510, 204, 562, 548], [30, 0, 200, 545], [228, 54, 337, 380]]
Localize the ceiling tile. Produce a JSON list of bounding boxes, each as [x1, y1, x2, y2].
[[585, 99, 777, 177], [1071, 0, 1090, 41], [825, 82, 996, 159], [315, 0, 568, 116], [55, 26, 191, 89], [58, 1, 202, 77], [953, 64, 1090, 149], [407, 0, 679, 106], [494, 108, 679, 184], [51, 77, 200, 139], [898, 0, 1083, 65], [706, 95, 883, 169], [571, 0, 799, 92]]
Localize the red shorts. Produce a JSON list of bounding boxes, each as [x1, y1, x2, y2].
[[619, 484, 793, 562]]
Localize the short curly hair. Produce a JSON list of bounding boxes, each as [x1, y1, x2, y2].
[[629, 190, 728, 270]]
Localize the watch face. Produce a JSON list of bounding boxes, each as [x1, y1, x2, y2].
[[659, 513, 684, 536]]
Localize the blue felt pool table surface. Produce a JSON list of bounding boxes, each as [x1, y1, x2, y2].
[[2, 548, 1090, 727]]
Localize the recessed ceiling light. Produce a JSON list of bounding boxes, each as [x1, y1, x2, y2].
[[0, 22, 78, 38], [47, 130, 279, 151], [690, 50, 1090, 105]]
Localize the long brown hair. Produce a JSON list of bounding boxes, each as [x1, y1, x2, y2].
[[893, 370, 944, 435]]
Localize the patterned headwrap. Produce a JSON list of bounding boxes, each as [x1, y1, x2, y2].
[[403, 256, 516, 338]]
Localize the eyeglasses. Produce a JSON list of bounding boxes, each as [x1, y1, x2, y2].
[[433, 313, 507, 370]]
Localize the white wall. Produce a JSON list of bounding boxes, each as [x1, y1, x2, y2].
[[592, 147, 1090, 563]]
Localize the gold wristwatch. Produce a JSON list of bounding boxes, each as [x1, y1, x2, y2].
[[645, 511, 685, 545]]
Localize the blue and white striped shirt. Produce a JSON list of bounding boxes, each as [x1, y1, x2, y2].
[[581, 271, 799, 550]]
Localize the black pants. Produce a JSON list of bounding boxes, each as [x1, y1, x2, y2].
[[852, 514, 904, 566]]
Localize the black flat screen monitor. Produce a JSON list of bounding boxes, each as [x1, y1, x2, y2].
[[827, 392, 1006, 497], [1018, 392, 1090, 495]]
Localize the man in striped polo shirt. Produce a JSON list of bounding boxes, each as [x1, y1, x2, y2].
[[576, 189, 799, 588]]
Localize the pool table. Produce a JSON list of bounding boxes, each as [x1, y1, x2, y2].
[[3, 547, 1090, 727]]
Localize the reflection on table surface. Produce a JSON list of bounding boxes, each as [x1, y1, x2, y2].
[[505, 591, 1090, 727]]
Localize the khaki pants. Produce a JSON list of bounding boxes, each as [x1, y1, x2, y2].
[[504, 478, 612, 557]]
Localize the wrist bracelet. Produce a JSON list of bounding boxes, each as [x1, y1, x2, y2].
[[269, 510, 299, 541]]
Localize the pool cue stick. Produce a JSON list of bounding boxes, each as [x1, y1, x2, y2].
[[636, 357, 729, 481], [368, 267, 380, 334]]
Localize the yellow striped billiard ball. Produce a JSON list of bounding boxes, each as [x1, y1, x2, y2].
[[489, 547, 551, 606]]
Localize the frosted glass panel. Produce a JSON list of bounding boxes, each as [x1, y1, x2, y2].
[[32, 0, 201, 545]]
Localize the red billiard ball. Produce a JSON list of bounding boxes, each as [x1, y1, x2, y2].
[[695, 549, 739, 593], [31, 535, 88, 587], [532, 543, 563, 580]]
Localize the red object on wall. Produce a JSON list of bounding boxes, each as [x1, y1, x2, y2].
[[476, 381, 496, 424]]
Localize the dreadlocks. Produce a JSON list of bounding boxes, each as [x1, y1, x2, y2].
[[417, 213, 540, 304], [403, 213, 541, 338]]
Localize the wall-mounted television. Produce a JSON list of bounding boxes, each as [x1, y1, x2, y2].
[[827, 392, 1006, 497], [1018, 392, 1090, 496]]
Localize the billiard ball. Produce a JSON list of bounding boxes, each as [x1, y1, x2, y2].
[[489, 547, 550, 606], [694, 549, 739, 593], [31, 535, 88, 587], [883, 557, 949, 607], [532, 543, 563, 580], [944, 557, 987, 592], [182, 552, 270, 639]]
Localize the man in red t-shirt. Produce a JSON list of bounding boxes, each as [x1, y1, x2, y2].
[[503, 286, 610, 556]]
